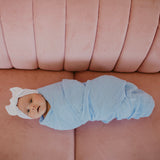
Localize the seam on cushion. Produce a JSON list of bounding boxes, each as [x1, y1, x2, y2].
[[88, 0, 100, 70], [73, 72, 76, 80], [137, 15, 160, 72], [32, 0, 39, 69], [0, 15, 13, 67], [74, 129, 76, 160], [63, 0, 67, 70], [113, 0, 132, 71]]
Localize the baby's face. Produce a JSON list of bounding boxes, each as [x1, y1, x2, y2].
[[17, 93, 47, 119]]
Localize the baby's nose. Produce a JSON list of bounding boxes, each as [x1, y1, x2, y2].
[[30, 105, 37, 111]]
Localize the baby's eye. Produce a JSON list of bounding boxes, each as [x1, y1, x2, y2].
[[27, 109, 30, 113], [30, 99, 32, 103]]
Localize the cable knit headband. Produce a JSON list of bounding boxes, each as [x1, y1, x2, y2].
[[5, 87, 38, 119]]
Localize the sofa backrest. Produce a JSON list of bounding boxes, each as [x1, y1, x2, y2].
[[0, 0, 160, 73]]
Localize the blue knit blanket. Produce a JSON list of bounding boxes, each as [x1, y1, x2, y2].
[[37, 75, 154, 130]]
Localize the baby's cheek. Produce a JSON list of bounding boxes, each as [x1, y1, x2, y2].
[[38, 95, 45, 102]]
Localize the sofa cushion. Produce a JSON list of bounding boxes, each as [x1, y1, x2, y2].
[[0, 0, 160, 73], [75, 71, 160, 160], [0, 69, 74, 160]]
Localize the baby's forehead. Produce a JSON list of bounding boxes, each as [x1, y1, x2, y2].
[[17, 94, 32, 107], [19, 94, 31, 101]]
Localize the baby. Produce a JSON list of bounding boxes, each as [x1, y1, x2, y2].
[[5, 75, 155, 130]]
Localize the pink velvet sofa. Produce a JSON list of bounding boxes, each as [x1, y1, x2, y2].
[[0, 0, 160, 160]]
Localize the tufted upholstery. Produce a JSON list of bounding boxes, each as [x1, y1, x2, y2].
[[0, 0, 160, 72]]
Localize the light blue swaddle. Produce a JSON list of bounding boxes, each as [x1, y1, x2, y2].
[[37, 75, 155, 130]]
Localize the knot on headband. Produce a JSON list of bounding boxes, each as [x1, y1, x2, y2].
[[5, 87, 38, 119]]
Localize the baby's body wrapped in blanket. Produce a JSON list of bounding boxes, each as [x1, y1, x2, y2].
[[37, 75, 155, 130]]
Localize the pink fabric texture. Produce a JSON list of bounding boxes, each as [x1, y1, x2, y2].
[[0, 0, 37, 69], [34, 0, 66, 70], [0, 0, 160, 72], [75, 71, 160, 160], [0, 69, 74, 160], [89, 0, 130, 71]]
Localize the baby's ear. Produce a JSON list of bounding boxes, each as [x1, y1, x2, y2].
[[10, 87, 22, 95]]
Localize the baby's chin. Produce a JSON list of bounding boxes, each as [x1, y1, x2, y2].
[[30, 113, 43, 119]]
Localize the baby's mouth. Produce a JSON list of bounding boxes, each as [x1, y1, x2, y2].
[[37, 106, 40, 112]]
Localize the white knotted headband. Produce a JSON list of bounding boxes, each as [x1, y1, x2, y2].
[[5, 87, 39, 119]]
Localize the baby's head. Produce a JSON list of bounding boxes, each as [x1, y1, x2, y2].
[[5, 87, 47, 119]]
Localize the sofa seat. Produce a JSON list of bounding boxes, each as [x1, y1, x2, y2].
[[0, 69, 74, 160], [1, 70, 160, 160], [75, 71, 160, 160]]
